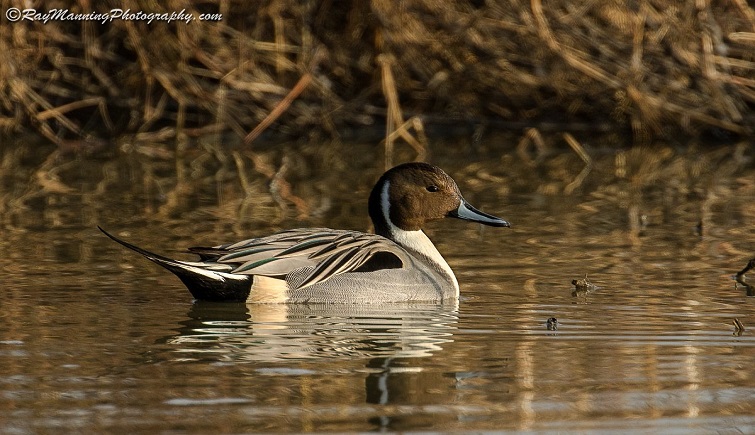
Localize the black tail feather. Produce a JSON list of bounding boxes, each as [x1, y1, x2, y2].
[[98, 226, 185, 270], [98, 226, 251, 302]]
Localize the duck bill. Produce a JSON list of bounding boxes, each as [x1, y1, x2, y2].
[[450, 200, 510, 227]]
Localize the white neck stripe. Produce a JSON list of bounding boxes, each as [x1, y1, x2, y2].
[[380, 180, 393, 231]]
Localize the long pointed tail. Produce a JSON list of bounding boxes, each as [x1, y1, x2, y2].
[[98, 226, 187, 270], [98, 226, 251, 302]]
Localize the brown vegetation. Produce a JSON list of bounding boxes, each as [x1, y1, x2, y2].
[[0, 0, 754, 147]]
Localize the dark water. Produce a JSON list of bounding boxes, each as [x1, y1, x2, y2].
[[1, 139, 755, 433]]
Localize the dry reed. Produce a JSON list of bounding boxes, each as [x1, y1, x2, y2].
[[0, 0, 753, 148]]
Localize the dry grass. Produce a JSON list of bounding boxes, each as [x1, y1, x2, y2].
[[0, 0, 753, 147]]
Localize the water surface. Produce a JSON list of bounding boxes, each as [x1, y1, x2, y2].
[[1, 139, 754, 433]]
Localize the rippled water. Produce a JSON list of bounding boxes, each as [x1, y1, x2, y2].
[[2, 140, 755, 433]]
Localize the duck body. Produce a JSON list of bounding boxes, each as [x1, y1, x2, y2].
[[101, 162, 510, 304]]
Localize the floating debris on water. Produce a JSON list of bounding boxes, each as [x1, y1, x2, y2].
[[735, 258, 755, 296], [736, 258, 755, 280], [572, 275, 597, 296], [733, 318, 745, 336], [546, 317, 559, 331]]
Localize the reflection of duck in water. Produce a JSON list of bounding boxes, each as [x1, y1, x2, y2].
[[100, 163, 509, 303], [165, 301, 459, 362]]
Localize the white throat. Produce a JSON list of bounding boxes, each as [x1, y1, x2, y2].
[[380, 182, 459, 294]]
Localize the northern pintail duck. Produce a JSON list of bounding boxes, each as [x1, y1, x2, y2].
[[100, 162, 510, 303]]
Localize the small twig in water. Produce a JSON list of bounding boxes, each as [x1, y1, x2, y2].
[[736, 258, 755, 281], [733, 318, 745, 336], [735, 258, 755, 296]]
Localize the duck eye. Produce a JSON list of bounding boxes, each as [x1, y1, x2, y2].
[[426, 185, 439, 192]]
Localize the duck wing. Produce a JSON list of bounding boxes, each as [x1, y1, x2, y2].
[[189, 229, 411, 289]]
